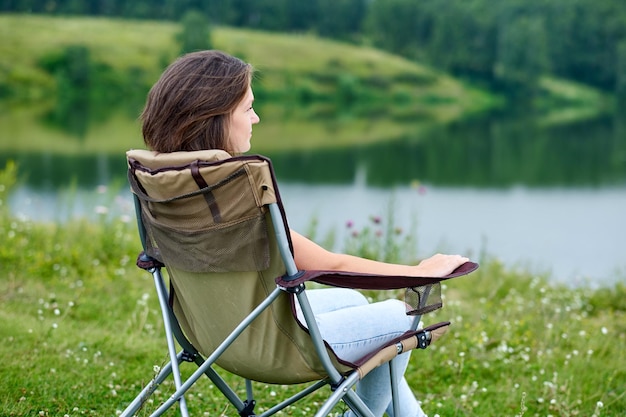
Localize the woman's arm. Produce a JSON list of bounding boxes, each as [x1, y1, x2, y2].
[[290, 229, 469, 278]]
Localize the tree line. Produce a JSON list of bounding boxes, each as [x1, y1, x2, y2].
[[3, 0, 626, 100]]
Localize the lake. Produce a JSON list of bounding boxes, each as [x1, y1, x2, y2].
[[3, 111, 626, 287]]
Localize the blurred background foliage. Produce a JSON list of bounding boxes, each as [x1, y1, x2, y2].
[[1, 0, 625, 104]]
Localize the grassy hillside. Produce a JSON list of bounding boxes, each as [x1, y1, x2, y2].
[[0, 14, 610, 155], [0, 13, 489, 103], [0, 14, 502, 153], [0, 14, 177, 86]]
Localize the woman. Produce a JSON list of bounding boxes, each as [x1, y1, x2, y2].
[[141, 50, 468, 417]]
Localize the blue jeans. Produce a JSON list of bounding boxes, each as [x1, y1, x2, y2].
[[296, 288, 427, 417]]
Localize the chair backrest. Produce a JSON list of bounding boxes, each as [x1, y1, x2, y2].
[[127, 149, 351, 384]]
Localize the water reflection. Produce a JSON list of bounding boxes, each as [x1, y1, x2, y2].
[[1, 152, 128, 189], [2, 114, 625, 190], [269, 114, 626, 187]]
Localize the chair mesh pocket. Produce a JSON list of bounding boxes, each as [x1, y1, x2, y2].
[[144, 209, 270, 273], [404, 283, 442, 316]]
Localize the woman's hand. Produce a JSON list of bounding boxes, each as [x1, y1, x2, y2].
[[412, 253, 469, 277]]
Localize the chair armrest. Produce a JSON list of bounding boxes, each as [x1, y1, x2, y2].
[[276, 261, 478, 289]]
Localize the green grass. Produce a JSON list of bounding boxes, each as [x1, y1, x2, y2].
[[0, 164, 624, 416]]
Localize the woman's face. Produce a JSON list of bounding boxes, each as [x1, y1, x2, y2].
[[228, 86, 260, 153]]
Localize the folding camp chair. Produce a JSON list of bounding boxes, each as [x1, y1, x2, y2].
[[121, 149, 478, 417]]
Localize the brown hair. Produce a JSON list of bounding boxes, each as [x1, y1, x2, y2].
[[141, 50, 253, 153]]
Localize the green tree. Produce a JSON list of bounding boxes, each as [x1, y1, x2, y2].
[[38, 45, 92, 138], [543, 0, 626, 91], [318, 0, 366, 41], [428, 1, 497, 82], [617, 41, 626, 108], [285, 0, 318, 31], [176, 10, 212, 55], [495, 15, 551, 98], [364, 0, 423, 58], [201, 0, 237, 25]]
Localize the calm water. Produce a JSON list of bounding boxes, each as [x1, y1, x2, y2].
[[279, 183, 626, 287], [10, 180, 625, 286], [4, 112, 626, 287]]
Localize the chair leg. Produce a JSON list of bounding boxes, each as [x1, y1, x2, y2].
[[193, 355, 247, 412], [245, 379, 254, 404], [389, 357, 401, 417], [153, 269, 190, 417], [258, 380, 329, 417], [120, 357, 176, 417], [314, 373, 376, 417]]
